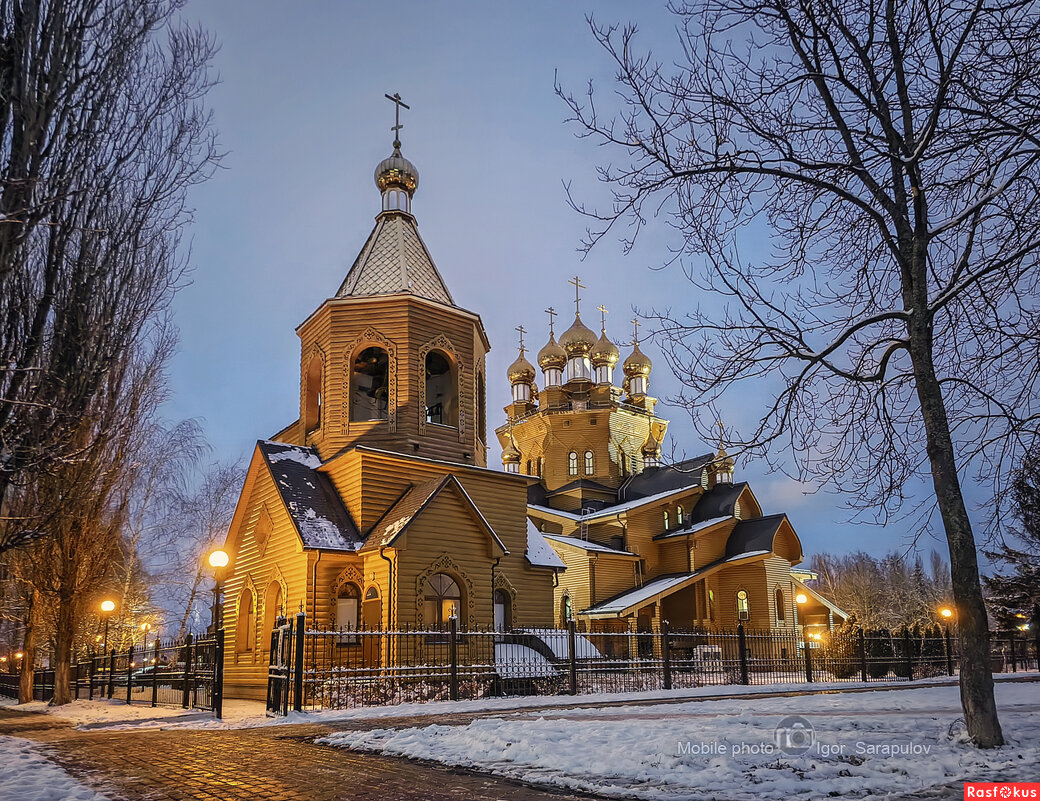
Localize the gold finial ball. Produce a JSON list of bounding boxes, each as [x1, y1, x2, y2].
[[559, 315, 597, 357], [537, 334, 566, 370], [507, 352, 536, 384], [375, 151, 419, 195], [623, 342, 653, 377], [591, 331, 620, 367]]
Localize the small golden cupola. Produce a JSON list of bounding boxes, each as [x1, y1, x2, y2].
[[559, 277, 596, 384], [623, 317, 653, 400], [374, 94, 419, 215], [501, 433, 522, 473], [590, 305, 620, 385], [713, 423, 736, 485], [641, 427, 662, 468], [537, 307, 567, 388], [507, 325, 537, 405]]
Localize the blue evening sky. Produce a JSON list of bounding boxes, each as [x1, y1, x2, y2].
[[168, 0, 962, 564]]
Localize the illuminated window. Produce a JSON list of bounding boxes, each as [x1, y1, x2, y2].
[[663, 510, 670, 529], [562, 595, 573, 624], [737, 589, 750, 620], [584, 450, 594, 475], [708, 589, 716, 622], [336, 583, 360, 632], [424, 573, 462, 629], [676, 506, 684, 526], [350, 347, 389, 421], [568, 452, 578, 476]]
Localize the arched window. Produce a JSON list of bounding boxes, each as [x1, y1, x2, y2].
[[775, 588, 786, 622], [537, 456, 544, 476], [737, 589, 750, 621], [424, 573, 462, 629], [476, 373, 487, 444], [526, 460, 532, 475], [262, 582, 283, 645], [493, 588, 511, 632], [676, 506, 684, 526], [708, 589, 716, 622], [336, 583, 361, 632], [363, 585, 382, 630], [562, 595, 573, 625], [236, 588, 256, 653], [304, 352, 323, 432], [568, 452, 578, 476], [584, 450, 594, 475], [663, 510, 670, 530], [350, 347, 389, 421], [425, 350, 458, 427]]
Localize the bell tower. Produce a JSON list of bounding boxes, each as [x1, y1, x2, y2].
[[495, 281, 669, 501], [284, 94, 491, 466]]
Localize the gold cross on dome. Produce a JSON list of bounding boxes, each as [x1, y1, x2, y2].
[[515, 324, 527, 354], [384, 92, 410, 147], [631, 316, 641, 345], [545, 307, 557, 336], [597, 304, 608, 332], [568, 276, 585, 315]]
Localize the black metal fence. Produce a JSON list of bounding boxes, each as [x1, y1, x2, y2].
[[0, 630, 225, 718], [266, 617, 1039, 714]]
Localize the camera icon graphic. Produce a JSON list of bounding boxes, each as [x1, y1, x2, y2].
[[774, 715, 816, 756]]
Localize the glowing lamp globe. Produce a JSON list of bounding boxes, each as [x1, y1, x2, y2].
[[100, 600, 116, 613], [940, 608, 953, 619], [208, 549, 230, 569], [796, 593, 808, 605]]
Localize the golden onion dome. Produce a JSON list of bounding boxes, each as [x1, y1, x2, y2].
[[623, 342, 653, 378], [507, 350, 536, 385], [642, 428, 662, 456], [590, 331, 620, 367], [501, 439, 521, 463], [716, 444, 735, 472], [375, 145, 419, 195], [559, 314, 597, 357], [537, 334, 566, 371]]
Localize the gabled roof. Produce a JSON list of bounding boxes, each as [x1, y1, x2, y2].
[[363, 473, 508, 556], [257, 441, 362, 551], [545, 478, 616, 498], [336, 212, 453, 306], [618, 454, 715, 502], [653, 515, 732, 541], [725, 513, 789, 559], [526, 519, 566, 569], [691, 481, 747, 523], [792, 576, 850, 620]]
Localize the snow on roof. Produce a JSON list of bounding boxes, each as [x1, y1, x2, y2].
[[653, 515, 732, 541], [542, 533, 638, 557], [529, 483, 704, 525], [265, 447, 322, 469], [525, 520, 566, 569]]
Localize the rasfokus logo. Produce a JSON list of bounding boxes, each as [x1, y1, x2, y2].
[[964, 784, 1040, 799]]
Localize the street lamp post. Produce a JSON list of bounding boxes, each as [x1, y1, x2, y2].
[[100, 600, 116, 655], [208, 549, 230, 634]]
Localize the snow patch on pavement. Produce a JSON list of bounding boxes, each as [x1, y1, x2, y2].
[[0, 735, 109, 800]]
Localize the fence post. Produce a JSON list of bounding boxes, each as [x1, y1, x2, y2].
[[213, 629, 225, 720], [107, 649, 116, 699], [448, 615, 459, 702], [293, 611, 305, 713], [567, 619, 578, 696], [1009, 633, 1018, 673], [181, 634, 193, 709], [737, 623, 750, 685], [126, 645, 134, 705], [661, 619, 672, 691], [88, 653, 95, 701], [803, 633, 813, 683], [944, 626, 954, 676], [282, 618, 292, 717], [151, 639, 160, 707], [903, 628, 913, 681], [858, 628, 868, 683], [74, 661, 80, 701]]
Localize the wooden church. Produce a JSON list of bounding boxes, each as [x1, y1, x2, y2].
[[219, 101, 845, 699], [496, 292, 847, 639], [219, 116, 563, 700]]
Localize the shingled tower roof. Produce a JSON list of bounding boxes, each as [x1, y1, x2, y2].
[[335, 212, 454, 305]]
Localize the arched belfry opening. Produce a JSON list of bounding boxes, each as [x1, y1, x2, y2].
[[304, 352, 323, 433], [350, 346, 390, 422], [425, 349, 458, 427]]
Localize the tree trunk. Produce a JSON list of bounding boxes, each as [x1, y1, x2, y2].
[[177, 567, 204, 641], [50, 596, 76, 706], [18, 597, 35, 704], [909, 329, 1003, 747]]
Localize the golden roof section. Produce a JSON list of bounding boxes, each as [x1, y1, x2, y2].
[[375, 146, 419, 195]]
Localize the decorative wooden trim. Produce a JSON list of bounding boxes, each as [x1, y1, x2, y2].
[[414, 554, 475, 628], [329, 564, 365, 627], [343, 327, 398, 433], [493, 572, 518, 627], [253, 503, 273, 558], [417, 334, 465, 441]]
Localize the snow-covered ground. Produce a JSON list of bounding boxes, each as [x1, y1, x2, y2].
[[318, 681, 1040, 800], [0, 736, 109, 801]]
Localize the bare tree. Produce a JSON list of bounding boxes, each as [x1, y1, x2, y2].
[[559, 0, 1040, 746], [0, 0, 220, 552]]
